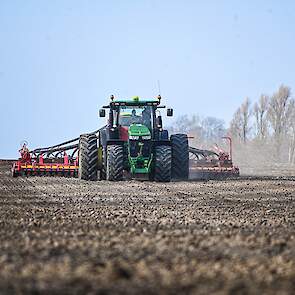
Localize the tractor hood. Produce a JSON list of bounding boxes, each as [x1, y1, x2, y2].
[[128, 124, 151, 138]]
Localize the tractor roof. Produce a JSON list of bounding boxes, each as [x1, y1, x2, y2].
[[110, 96, 160, 107]]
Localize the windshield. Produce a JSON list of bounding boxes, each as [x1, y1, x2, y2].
[[119, 106, 152, 128]]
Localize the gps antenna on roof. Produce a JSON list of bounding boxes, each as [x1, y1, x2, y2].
[[157, 80, 161, 97]]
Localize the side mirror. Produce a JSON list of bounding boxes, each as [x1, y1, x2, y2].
[[99, 109, 106, 117], [156, 116, 163, 128], [167, 108, 173, 117]]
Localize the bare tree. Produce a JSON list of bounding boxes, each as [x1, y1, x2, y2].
[[169, 114, 225, 147], [253, 94, 269, 140], [240, 97, 251, 143], [267, 85, 293, 157], [168, 114, 202, 142], [229, 84, 295, 169], [229, 108, 243, 142], [169, 115, 191, 134], [287, 100, 295, 164], [201, 117, 226, 144], [230, 97, 251, 143]]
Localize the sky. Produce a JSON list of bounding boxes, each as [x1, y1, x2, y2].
[[1, 0, 295, 158]]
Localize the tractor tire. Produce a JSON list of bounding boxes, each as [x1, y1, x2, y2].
[[99, 147, 107, 180], [106, 145, 124, 181], [171, 134, 189, 180], [154, 145, 172, 182], [78, 134, 98, 181]]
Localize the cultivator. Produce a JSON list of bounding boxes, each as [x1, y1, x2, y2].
[[12, 136, 239, 180], [12, 138, 80, 177], [189, 137, 239, 179]]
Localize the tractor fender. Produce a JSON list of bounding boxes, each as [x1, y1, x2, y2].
[[106, 140, 126, 146], [152, 140, 171, 147]]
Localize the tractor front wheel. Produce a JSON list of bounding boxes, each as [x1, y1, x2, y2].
[[106, 145, 124, 181], [78, 134, 98, 181], [154, 145, 172, 182]]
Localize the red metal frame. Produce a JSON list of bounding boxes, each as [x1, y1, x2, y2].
[[12, 143, 79, 177], [188, 137, 240, 179]]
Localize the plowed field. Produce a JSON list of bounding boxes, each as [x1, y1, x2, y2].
[[1, 163, 295, 294]]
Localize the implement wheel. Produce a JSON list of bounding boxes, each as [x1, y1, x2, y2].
[[78, 134, 98, 181], [106, 145, 124, 181], [154, 145, 172, 182], [171, 134, 189, 180]]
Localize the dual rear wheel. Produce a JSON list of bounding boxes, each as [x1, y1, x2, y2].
[[78, 135, 124, 181], [78, 133, 189, 182], [153, 133, 189, 182], [171, 134, 189, 180]]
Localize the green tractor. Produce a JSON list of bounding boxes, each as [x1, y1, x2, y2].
[[78, 95, 189, 182]]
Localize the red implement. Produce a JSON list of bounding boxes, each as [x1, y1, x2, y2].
[[189, 137, 240, 180], [12, 142, 79, 177]]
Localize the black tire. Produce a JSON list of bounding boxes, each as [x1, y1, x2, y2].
[[106, 145, 124, 181], [154, 145, 171, 182], [78, 134, 98, 181], [171, 134, 189, 180], [99, 147, 107, 180]]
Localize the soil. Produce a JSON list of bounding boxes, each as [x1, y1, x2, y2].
[[0, 162, 295, 294]]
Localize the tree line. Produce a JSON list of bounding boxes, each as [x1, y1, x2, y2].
[[229, 84, 295, 164], [168, 114, 226, 148], [169, 84, 295, 166]]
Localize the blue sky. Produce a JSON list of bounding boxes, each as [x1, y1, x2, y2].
[[1, 0, 295, 158]]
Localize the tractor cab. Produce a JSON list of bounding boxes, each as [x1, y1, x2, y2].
[[118, 105, 153, 141], [99, 95, 173, 142], [119, 105, 152, 128]]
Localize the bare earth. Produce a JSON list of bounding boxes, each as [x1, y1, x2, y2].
[[0, 163, 295, 294]]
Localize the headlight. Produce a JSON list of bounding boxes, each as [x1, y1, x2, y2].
[[142, 135, 151, 140], [129, 136, 139, 140]]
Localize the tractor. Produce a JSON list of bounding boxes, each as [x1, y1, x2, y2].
[[78, 95, 189, 182], [12, 95, 239, 180]]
